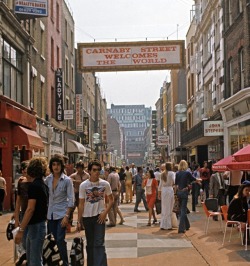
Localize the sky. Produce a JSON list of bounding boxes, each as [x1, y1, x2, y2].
[[69, 0, 194, 109]]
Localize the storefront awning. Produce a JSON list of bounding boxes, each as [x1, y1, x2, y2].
[[13, 126, 44, 150], [67, 139, 86, 155]]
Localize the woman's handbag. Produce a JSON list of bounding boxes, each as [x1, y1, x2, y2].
[[43, 233, 63, 266], [155, 199, 161, 215], [6, 218, 15, 241], [173, 195, 180, 214], [70, 236, 84, 266]]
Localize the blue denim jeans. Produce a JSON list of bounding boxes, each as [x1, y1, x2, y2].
[[47, 219, 68, 265], [134, 187, 148, 211], [26, 221, 47, 266], [82, 215, 107, 266], [177, 190, 190, 232]]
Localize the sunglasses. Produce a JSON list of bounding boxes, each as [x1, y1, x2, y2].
[[92, 168, 100, 172]]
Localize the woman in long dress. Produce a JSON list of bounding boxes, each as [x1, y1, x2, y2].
[[158, 162, 175, 230]]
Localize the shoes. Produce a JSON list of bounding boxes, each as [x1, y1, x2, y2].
[[153, 219, 157, 224], [119, 219, 125, 225], [167, 228, 174, 230], [16, 253, 26, 266], [147, 222, 151, 226], [160, 228, 165, 230], [0, 212, 2, 216], [107, 224, 115, 227], [178, 230, 186, 234], [134, 209, 141, 212]]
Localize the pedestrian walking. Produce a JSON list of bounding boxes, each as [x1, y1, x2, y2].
[[125, 166, 133, 203], [143, 169, 158, 226], [0, 170, 7, 216], [107, 166, 120, 227], [175, 160, 196, 234], [14, 157, 49, 266], [118, 167, 126, 203], [133, 167, 148, 212], [158, 162, 175, 230], [45, 154, 74, 266], [77, 159, 114, 266], [14, 161, 30, 265]]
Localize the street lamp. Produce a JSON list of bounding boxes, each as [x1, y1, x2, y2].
[[174, 104, 187, 162]]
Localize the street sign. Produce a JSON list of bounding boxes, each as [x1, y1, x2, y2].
[[64, 110, 73, 120]]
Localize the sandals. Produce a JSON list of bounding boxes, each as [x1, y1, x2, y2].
[[153, 219, 157, 224], [147, 222, 151, 226]]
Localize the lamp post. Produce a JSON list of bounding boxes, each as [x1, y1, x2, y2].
[[174, 104, 187, 162]]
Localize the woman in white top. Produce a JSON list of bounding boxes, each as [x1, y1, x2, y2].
[[158, 162, 175, 230]]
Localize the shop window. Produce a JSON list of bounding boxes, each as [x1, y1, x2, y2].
[[2, 40, 23, 103]]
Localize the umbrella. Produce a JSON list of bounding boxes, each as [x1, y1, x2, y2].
[[212, 155, 250, 172], [233, 144, 250, 162], [212, 155, 233, 172]]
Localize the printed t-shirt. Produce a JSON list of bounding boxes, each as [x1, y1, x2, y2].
[[79, 178, 112, 217]]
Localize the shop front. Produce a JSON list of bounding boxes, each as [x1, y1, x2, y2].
[[0, 98, 44, 210], [220, 88, 250, 156]]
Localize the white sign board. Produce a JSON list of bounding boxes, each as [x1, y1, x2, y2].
[[64, 110, 73, 120], [15, 0, 48, 17], [204, 121, 224, 136]]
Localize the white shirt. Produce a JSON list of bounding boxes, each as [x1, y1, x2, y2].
[[79, 178, 112, 217], [154, 171, 161, 182]]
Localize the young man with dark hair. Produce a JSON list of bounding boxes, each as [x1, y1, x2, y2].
[[45, 154, 74, 266], [77, 160, 113, 266], [15, 157, 49, 266]]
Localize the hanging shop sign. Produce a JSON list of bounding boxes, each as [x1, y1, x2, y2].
[[55, 68, 64, 121], [204, 121, 224, 136], [76, 94, 83, 132], [78, 40, 185, 72], [15, 0, 48, 17]]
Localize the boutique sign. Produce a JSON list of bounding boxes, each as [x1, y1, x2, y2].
[[15, 0, 48, 17], [78, 40, 185, 72], [204, 121, 224, 136], [55, 68, 64, 122]]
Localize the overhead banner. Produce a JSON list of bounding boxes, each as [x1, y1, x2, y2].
[[15, 0, 48, 17], [78, 40, 185, 72], [55, 68, 64, 121]]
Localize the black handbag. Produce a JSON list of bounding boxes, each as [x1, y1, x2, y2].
[[70, 237, 84, 266], [155, 199, 161, 215], [6, 218, 15, 241], [43, 233, 63, 266]]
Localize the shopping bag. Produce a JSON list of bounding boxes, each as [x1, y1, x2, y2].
[[70, 237, 84, 266], [43, 233, 63, 266], [6, 218, 15, 241], [155, 199, 161, 215]]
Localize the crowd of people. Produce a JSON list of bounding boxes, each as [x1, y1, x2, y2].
[[5, 155, 250, 266]]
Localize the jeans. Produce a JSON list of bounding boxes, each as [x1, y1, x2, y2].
[[82, 215, 107, 266], [0, 189, 4, 212], [202, 180, 209, 200], [191, 182, 200, 211], [134, 187, 148, 211], [47, 219, 68, 266], [177, 190, 190, 232], [26, 221, 47, 266]]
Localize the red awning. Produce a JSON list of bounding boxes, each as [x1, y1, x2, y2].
[[212, 155, 233, 172], [233, 145, 250, 162], [13, 126, 44, 151]]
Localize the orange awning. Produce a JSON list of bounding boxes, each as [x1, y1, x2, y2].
[[13, 126, 44, 151]]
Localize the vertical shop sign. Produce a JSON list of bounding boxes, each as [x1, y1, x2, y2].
[[83, 117, 89, 144], [76, 94, 83, 132], [55, 68, 64, 121]]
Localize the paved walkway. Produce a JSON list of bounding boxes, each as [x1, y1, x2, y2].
[[1, 198, 250, 265]]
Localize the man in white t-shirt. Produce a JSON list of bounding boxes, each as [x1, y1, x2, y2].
[[77, 160, 113, 266], [154, 167, 161, 184]]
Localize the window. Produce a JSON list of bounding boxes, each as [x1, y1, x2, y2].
[[40, 27, 45, 57], [65, 58, 69, 84], [50, 0, 54, 20], [51, 87, 55, 118], [229, 0, 232, 26], [57, 46, 60, 68], [239, 0, 243, 13], [203, 27, 212, 61], [71, 30, 74, 52], [2, 40, 23, 103], [51, 37, 54, 69], [229, 58, 234, 95], [239, 49, 244, 90], [65, 19, 68, 43], [56, 2, 60, 30]]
